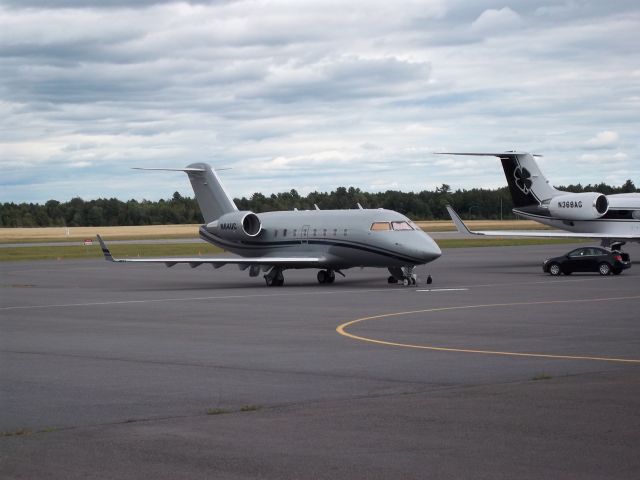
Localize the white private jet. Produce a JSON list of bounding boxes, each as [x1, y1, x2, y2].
[[98, 163, 441, 286], [439, 152, 640, 247]]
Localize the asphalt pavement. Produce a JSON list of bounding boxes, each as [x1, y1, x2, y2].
[[1, 242, 639, 479]]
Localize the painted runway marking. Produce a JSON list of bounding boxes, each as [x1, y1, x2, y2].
[[416, 288, 468, 292], [0, 276, 629, 311], [0, 287, 413, 311], [336, 295, 640, 364]]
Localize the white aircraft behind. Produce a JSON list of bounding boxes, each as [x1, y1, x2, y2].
[[98, 163, 441, 286], [439, 152, 640, 247]]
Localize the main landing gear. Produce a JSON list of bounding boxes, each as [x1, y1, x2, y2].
[[264, 267, 284, 287], [317, 269, 336, 284]]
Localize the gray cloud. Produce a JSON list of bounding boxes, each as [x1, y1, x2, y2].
[[1, 0, 638, 202]]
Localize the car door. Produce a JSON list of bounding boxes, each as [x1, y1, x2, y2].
[[568, 248, 589, 272], [582, 248, 601, 271], [589, 248, 606, 271]]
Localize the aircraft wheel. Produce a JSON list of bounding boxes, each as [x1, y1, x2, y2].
[[317, 270, 327, 284], [598, 262, 611, 276], [327, 271, 336, 284], [426, 275, 433, 285], [264, 276, 274, 286], [402, 278, 409, 286], [275, 277, 285, 286], [388, 276, 398, 284]]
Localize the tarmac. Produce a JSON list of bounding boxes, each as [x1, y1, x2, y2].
[[1, 242, 639, 479]]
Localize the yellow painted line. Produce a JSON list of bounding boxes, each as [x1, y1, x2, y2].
[[336, 295, 640, 364]]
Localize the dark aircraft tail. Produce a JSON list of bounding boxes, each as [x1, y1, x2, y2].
[[437, 152, 561, 207]]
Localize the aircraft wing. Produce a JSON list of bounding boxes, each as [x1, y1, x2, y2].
[[445, 206, 639, 240], [97, 235, 323, 268]]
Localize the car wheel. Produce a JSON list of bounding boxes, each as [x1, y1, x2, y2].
[[548, 262, 561, 276], [598, 262, 611, 276]]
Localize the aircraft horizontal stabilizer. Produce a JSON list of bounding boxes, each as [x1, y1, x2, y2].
[[436, 152, 543, 157], [131, 167, 206, 172]]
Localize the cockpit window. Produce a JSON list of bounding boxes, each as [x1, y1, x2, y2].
[[391, 221, 414, 231], [370, 222, 391, 231]]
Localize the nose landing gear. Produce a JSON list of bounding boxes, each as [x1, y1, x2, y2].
[[388, 266, 429, 286]]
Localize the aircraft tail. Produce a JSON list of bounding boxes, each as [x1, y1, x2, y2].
[[133, 163, 237, 223], [437, 152, 561, 207]]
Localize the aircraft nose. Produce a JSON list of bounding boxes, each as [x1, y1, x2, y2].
[[421, 239, 441, 262], [408, 234, 441, 263]]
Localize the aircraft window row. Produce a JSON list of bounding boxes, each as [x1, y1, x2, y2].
[[272, 228, 347, 237], [370, 221, 415, 231]]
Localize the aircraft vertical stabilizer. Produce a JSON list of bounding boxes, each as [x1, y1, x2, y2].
[[133, 164, 237, 222], [184, 163, 237, 222]]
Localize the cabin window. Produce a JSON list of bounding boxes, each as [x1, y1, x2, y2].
[[391, 221, 413, 231], [370, 222, 391, 231], [343, 229, 348, 236], [323, 228, 327, 236], [274, 230, 278, 238], [333, 228, 338, 236], [313, 228, 317, 236], [283, 229, 288, 237], [293, 229, 297, 237]]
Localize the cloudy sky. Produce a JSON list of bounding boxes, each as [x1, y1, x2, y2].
[[1, 0, 638, 203]]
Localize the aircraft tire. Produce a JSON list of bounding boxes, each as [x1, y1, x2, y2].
[[317, 270, 327, 284]]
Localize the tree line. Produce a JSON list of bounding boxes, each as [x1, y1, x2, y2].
[[1, 180, 636, 228]]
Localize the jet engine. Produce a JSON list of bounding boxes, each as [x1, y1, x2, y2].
[[548, 192, 608, 220], [206, 211, 263, 239]]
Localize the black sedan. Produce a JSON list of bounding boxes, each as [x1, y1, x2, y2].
[[543, 247, 631, 276]]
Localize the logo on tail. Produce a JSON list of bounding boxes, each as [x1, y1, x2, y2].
[[514, 166, 533, 195]]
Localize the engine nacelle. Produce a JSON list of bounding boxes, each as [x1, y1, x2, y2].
[[206, 211, 263, 240], [548, 192, 608, 220]]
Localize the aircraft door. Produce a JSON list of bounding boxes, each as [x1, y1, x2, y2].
[[301, 225, 310, 244]]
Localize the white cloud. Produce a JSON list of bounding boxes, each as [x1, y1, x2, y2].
[[471, 7, 523, 34], [586, 131, 620, 149]]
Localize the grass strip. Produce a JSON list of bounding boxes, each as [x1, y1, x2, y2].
[[1, 238, 586, 262], [436, 238, 587, 248], [0, 243, 223, 262]]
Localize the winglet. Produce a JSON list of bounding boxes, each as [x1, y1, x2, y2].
[[96, 235, 115, 261], [445, 205, 483, 237]]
